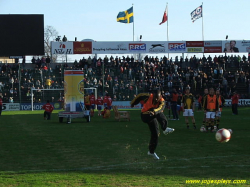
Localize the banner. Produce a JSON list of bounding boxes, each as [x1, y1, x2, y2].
[[187, 47, 204, 53], [92, 42, 130, 54], [168, 42, 186, 52], [224, 99, 250, 107], [186, 41, 204, 47], [92, 41, 168, 54], [222, 40, 250, 53], [51, 40, 250, 54], [51, 42, 73, 54], [73, 42, 92, 54], [204, 47, 222, 53], [20, 102, 62, 110], [112, 101, 141, 109], [2, 103, 20, 111], [64, 70, 84, 112], [204, 41, 222, 47]]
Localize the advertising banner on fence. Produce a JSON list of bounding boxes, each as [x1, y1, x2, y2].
[[187, 47, 204, 53], [92, 42, 130, 54], [51, 42, 73, 54], [204, 41, 222, 47], [73, 42, 92, 54], [51, 40, 250, 55], [222, 40, 250, 53], [20, 102, 62, 110], [92, 41, 168, 54], [2, 103, 20, 111], [146, 42, 168, 53], [168, 42, 186, 52], [204, 46, 222, 53], [112, 101, 141, 109], [186, 41, 204, 47], [224, 99, 250, 107]]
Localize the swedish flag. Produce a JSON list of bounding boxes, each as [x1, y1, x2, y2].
[[117, 7, 133, 23]]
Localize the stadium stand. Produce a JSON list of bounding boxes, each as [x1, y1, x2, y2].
[[0, 54, 250, 104]]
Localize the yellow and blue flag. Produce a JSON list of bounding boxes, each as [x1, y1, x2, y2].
[[117, 7, 133, 23]]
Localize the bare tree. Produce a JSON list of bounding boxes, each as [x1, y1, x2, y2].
[[44, 25, 59, 62]]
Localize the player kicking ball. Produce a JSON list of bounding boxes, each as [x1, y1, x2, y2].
[[130, 90, 175, 160]]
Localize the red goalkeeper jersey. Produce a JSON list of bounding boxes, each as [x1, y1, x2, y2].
[[42, 103, 54, 112]]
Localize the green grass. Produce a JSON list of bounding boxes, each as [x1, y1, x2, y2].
[[0, 108, 249, 186]]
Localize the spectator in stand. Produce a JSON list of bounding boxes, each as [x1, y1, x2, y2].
[[231, 91, 239, 115], [46, 56, 51, 68], [235, 70, 240, 83], [46, 77, 52, 89]]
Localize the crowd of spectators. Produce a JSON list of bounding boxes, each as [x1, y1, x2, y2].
[[0, 53, 250, 104]]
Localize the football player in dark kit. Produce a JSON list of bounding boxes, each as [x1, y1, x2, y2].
[[130, 90, 175, 160]]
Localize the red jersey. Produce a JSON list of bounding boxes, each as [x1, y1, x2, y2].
[[231, 94, 239, 104], [96, 97, 103, 105], [103, 96, 108, 104], [198, 95, 202, 103], [0, 98, 2, 105], [42, 103, 54, 112], [107, 96, 112, 107], [89, 94, 95, 105]]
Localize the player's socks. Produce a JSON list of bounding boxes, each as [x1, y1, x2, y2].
[[186, 123, 189, 129], [216, 119, 220, 129], [205, 121, 209, 131], [202, 120, 206, 126], [193, 123, 196, 129], [210, 125, 214, 132]]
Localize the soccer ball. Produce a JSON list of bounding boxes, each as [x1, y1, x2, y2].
[[215, 128, 231, 143], [200, 126, 206, 132], [228, 129, 233, 134]]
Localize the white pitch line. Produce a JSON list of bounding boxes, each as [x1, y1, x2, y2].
[[4, 154, 250, 173]]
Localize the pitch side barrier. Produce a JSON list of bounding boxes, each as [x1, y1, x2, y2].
[[2, 100, 250, 111]]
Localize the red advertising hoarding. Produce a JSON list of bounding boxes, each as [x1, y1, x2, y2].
[[186, 41, 204, 47], [204, 47, 222, 53], [73, 42, 92, 54]]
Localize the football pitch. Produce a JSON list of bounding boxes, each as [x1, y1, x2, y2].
[[0, 107, 249, 186]]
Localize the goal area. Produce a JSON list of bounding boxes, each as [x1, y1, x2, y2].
[[30, 88, 97, 111]]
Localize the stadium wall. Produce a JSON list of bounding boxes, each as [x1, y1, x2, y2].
[[2, 100, 250, 111]]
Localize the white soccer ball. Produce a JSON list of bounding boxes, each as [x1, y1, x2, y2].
[[200, 126, 206, 132], [228, 129, 233, 134], [215, 128, 231, 143]]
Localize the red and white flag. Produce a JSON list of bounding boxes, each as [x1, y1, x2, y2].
[[159, 6, 168, 25]]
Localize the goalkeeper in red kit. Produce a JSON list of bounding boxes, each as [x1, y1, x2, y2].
[[42, 100, 54, 120]]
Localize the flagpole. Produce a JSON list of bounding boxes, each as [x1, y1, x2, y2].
[[132, 4, 134, 41], [167, 3, 169, 42], [167, 2, 169, 58], [202, 2, 204, 41]]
